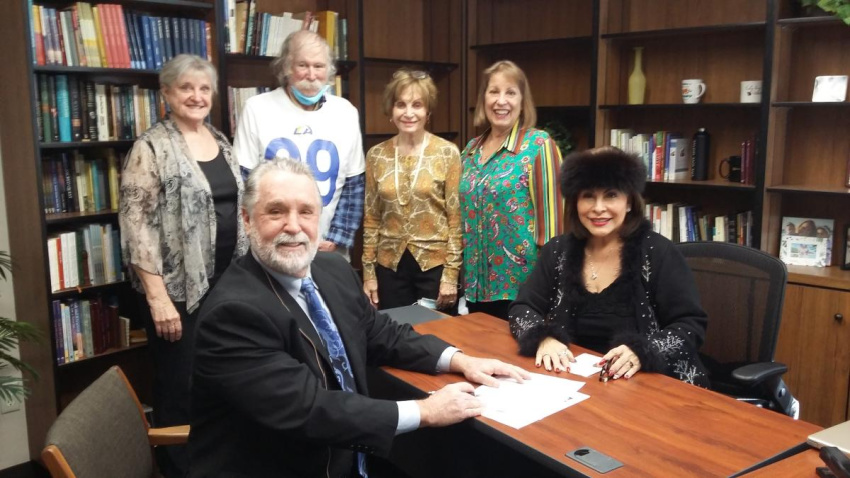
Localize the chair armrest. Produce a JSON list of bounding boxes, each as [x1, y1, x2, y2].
[[148, 425, 190, 446], [731, 362, 788, 386]]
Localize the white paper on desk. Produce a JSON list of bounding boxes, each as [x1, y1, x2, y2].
[[569, 353, 604, 378], [474, 373, 589, 429]]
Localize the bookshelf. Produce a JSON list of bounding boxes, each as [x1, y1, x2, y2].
[[466, 0, 596, 154], [216, 0, 361, 138], [0, 0, 216, 458], [358, 0, 464, 151], [768, 2, 850, 428], [596, 0, 768, 246]]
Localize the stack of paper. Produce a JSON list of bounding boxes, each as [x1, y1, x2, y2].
[[475, 373, 589, 429]]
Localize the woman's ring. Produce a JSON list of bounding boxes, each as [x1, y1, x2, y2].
[[557, 351, 569, 357], [628, 361, 634, 368]]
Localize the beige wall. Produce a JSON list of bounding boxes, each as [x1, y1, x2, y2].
[[0, 138, 30, 469]]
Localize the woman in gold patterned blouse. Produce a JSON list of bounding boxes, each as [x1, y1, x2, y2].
[[362, 69, 462, 311]]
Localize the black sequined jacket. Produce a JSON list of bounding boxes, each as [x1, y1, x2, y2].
[[508, 221, 710, 387]]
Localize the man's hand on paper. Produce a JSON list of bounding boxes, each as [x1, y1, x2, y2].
[[417, 382, 483, 427], [449, 352, 530, 387], [535, 337, 575, 373]]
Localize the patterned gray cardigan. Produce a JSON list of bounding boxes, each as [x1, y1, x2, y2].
[[119, 119, 249, 313], [509, 221, 710, 387]]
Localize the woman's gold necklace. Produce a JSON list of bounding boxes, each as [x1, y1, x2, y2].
[[394, 133, 428, 206]]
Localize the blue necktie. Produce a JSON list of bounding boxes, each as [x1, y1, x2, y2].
[[300, 277, 367, 477]]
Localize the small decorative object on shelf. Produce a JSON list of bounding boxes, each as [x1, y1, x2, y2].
[[812, 75, 848, 102], [843, 226, 850, 270], [628, 47, 646, 105], [779, 216, 835, 267]]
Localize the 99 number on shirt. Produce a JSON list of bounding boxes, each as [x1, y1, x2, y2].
[[264, 137, 340, 206]]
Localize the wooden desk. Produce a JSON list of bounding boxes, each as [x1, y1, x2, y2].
[[381, 313, 821, 477], [743, 448, 822, 476]]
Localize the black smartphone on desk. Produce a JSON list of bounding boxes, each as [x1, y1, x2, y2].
[[566, 447, 623, 474]]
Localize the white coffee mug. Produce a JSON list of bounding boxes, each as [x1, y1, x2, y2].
[[740, 80, 763, 103], [682, 79, 706, 104]]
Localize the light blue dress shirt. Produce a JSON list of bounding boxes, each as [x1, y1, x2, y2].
[[257, 253, 458, 434]]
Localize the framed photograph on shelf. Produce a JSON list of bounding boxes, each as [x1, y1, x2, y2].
[[843, 226, 850, 270], [779, 217, 834, 267]]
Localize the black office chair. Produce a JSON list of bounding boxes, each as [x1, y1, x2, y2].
[[676, 241, 799, 418]]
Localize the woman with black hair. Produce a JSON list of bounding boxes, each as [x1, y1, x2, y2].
[[508, 147, 710, 387]]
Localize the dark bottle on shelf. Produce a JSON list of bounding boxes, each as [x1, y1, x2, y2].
[[691, 128, 710, 180]]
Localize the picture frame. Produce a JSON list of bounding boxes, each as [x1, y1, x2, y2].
[[843, 226, 850, 271], [779, 216, 834, 267]]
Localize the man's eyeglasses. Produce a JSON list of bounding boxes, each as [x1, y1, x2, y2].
[[393, 69, 430, 80]]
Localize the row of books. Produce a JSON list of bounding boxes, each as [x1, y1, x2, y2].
[[47, 223, 124, 293], [611, 129, 691, 181], [37, 74, 166, 143], [222, 1, 348, 60], [42, 149, 120, 214], [30, 2, 212, 70], [52, 295, 129, 364], [226, 86, 272, 135], [645, 203, 754, 246]]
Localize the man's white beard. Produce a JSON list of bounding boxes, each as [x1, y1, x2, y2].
[[250, 229, 318, 276]]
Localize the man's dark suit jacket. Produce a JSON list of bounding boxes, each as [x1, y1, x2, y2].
[[188, 251, 450, 477]]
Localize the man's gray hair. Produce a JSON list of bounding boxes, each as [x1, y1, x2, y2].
[[243, 158, 321, 215], [159, 54, 218, 94], [270, 30, 337, 88]]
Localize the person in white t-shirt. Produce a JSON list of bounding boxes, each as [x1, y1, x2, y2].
[[233, 30, 365, 256]]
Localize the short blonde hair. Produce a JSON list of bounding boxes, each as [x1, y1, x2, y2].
[[160, 54, 218, 95], [381, 69, 437, 116], [473, 60, 536, 130]]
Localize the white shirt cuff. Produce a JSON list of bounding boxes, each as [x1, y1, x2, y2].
[[437, 347, 461, 373], [395, 400, 421, 435]]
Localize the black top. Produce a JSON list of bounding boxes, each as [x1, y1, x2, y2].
[[197, 149, 238, 283], [576, 275, 637, 354], [508, 221, 710, 387]]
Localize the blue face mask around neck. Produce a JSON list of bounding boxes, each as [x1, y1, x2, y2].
[[290, 85, 329, 106]]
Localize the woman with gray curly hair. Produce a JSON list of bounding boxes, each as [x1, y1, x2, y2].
[[119, 54, 248, 477]]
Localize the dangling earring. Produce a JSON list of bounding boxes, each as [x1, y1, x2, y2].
[[627, 207, 632, 212]]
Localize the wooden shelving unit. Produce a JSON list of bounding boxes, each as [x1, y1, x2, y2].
[[0, 0, 213, 458]]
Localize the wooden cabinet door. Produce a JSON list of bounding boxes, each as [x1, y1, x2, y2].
[[775, 284, 850, 427]]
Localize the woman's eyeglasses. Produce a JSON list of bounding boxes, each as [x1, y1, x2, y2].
[[393, 70, 430, 80]]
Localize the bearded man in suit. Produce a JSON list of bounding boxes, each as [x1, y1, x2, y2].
[[188, 157, 528, 477]]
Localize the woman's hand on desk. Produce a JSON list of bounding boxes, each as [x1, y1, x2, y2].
[[449, 353, 530, 387], [417, 382, 482, 427], [601, 345, 641, 380], [536, 337, 575, 373]]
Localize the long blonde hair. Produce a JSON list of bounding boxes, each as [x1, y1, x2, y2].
[[472, 60, 536, 130]]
